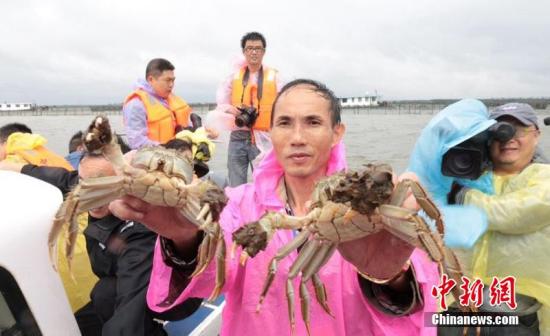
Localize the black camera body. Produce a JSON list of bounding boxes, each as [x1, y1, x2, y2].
[[442, 122, 516, 180], [235, 105, 259, 128]]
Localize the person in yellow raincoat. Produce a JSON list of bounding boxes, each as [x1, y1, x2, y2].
[[0, 123, 97, 314], [175, 127, 228, 188], [451, 103, 550, 335]]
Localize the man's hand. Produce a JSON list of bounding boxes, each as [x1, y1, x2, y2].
[[224, 105, 240, 116], [109, 196, 199, 256], [205, 127, 219, 139], [337, 172, 421, 288]]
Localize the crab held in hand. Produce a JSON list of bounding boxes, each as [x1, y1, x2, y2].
[[233, 164, 470, 334], [49, 115, 228, 301]]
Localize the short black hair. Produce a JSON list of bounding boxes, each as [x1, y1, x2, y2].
[[145, 58, 175, 79], [241, 32, 266, 49], [68, 131, 84, 153], [270, 79, 342, 127], [0, 122, 32, 143]]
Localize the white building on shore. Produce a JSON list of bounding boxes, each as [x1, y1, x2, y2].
[[0, 102, 35, 112], [339, 92, 380, 107]]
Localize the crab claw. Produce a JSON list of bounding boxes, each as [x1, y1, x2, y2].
[[232, 221, 269, 258], [239, 251, 250, 266], [230, 241, 238, 260], [83, 115, 114, 153]]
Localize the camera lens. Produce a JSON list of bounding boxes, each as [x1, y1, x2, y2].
[[442, 146, 484, 179], [490, 122, 515, 143], [450, 152, 473, 174], [235, 114, 247, 128]]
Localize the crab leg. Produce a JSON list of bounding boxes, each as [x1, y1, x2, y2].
[[257, 230, 310, 311], [207, 235, 226, 302], [299, 282, 312, 336], [311, 274, 332, 317], [49, 191, 81, 270], [301, 242, 337, 316], [286, 239, 322, 335], [197, 218, 218, 275], [285, 279, 295, 335], [191, 233, 211, 277]]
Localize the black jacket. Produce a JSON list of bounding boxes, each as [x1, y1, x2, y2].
[[21, 164, 201, 335]]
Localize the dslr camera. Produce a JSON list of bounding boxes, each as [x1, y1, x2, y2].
[[442, 121, 516, 179], [235, 105, 259, 128]]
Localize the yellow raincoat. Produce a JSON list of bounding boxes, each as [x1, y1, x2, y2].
[[4, 132, 73, 170], [175, 127, 215, 162], [57, 213, 99, 312], [4, 132, 97, 312], [465, 163, 550, 334]]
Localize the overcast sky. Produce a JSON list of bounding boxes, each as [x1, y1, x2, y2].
[[1, 0, 548, 104]]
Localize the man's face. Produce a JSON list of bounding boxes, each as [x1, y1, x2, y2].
[[78, 156, 116, 219], [243, 39, 265, 68], [490, 116, 540, 174], [148, 70, 175, 99], [271, 85, 345, 180]]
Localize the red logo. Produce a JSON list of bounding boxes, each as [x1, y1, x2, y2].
[[431, 275, 517, 310], [489, 276, 517, 309]]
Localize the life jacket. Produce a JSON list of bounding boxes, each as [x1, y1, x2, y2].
[[5, 132, 74, 171], [230, 66, 277, 131], [17, 147, 74, 171], [124, 89, 192, 144]]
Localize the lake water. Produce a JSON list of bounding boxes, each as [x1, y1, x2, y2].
[[1, 110, 549, 176]]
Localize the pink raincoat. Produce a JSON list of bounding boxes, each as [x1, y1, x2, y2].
[[147, 143, 439, 335]]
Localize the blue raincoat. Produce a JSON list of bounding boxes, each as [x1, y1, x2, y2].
[[406, 99, 495, 248]]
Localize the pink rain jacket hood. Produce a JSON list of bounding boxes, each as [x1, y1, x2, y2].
[[147, 142, 439, 335]]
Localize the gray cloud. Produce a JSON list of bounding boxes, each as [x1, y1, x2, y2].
[[1, 0, 548, 104]]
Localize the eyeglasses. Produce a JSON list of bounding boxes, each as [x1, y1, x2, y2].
[[244, 46, 265, 53], [513, 127, 538, 139]]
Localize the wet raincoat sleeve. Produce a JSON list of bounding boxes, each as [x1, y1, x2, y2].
[[464, 164, 550, 234], [146, 188, 244, 312]]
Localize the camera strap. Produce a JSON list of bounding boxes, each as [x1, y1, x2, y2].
[[240, 66, 264, 108]]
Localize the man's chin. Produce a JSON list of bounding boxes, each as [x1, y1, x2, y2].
[[284, 166, 314, 179]]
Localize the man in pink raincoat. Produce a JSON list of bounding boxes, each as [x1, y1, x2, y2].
[[110, 79, 440, 335]]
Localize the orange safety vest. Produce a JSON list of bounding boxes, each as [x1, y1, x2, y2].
[[15, 147, 74, 171], [124, 89, 192, 144], [230, 66, 278, 131]]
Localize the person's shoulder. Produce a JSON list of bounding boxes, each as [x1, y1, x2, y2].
[[524, 163, 550, 179]]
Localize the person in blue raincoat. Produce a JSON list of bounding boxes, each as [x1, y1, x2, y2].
[[406, 98, 494, 249]]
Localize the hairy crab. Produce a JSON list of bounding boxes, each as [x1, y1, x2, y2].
[[233, 163, 471, 333], [49, 115, 227, 300]]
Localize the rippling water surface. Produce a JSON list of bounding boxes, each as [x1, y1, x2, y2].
[[2, 110, 549, 176]]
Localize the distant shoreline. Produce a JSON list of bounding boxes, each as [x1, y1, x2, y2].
[[1, 98, 549, 117]]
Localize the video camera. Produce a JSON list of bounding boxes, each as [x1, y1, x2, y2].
[[235, 105, 259, 128], [441, 122, 516, 179]]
